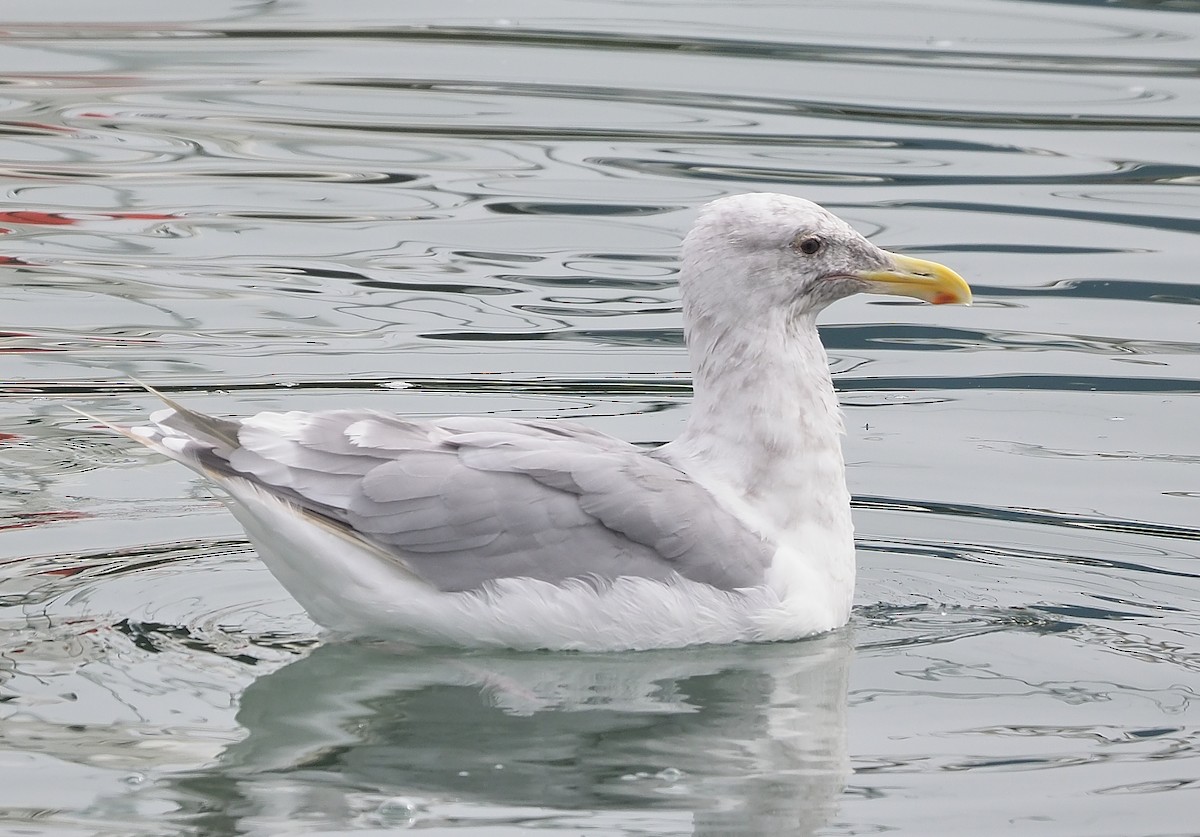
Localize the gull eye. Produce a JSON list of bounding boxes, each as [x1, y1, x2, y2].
[[795, 236, 823, 256]]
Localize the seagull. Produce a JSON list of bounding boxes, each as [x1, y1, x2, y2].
[[76, 193, 970, 652]]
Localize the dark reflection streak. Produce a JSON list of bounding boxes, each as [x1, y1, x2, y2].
[[0, 126, 71, 137], [267, 100, 1024, 155], [933, 245, 1129, 255], [276, 104, 1200, 136], [1010, 0, 1200, 14], [1032, 604, 1146, 621], [968, 279, 1200, 304], [869, 200, 1200, 234], [515, 305, 678, 318], [211, 171, 418, 184], [856, 623, 1066, 652], [857, 494, 1200, 549], [112, 619, 268, 663], [256, 118, 864, 145], [30, 379, 701, 399], [0, 165, 417, 183], [1, 540, 256, 608], [853, 604, 1077, 647], [110, 617, 318, 659], [23, 371, 1200, 400], [496, 274, 677, 291], [866, 539, 1198, 585], [839, 374, 1200, 394], [486, 202, 681, 217], [4, 538, 251, 571], [209, 28, 1200, 79], [430, 329, 683, 346], [356, 279, 517, 296], [855, 628, 1034, 651], [0, 166, 419, 184], [833, 323, 1200, 356], [602, 158, 1200, 187]]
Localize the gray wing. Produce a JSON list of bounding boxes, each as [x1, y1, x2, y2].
[[152, 407, 772, 593]]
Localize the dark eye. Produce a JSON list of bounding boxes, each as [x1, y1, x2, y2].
[[796, 236, 822, 255]]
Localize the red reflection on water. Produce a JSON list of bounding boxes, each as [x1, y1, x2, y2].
[[0, 510, 92, 535], [0, 211, 178, 227]]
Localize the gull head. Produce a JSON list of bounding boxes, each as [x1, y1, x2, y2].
[[679, 193, 971, 324]]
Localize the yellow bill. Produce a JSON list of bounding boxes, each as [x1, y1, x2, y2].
[[857, 253, 972, 305]]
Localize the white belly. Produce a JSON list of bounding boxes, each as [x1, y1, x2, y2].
[[224, 482, 849, 652]]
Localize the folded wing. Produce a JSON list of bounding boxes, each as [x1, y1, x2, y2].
[[146, 407, 772, 593]]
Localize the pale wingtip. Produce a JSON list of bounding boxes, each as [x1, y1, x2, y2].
[[65, 404, 96, 421], [67, 379, 175, 427], [130, 377, 179, 410], [66, 404, 140, 442], [67, 378, 174, 434], [66, 403, 115, 429], [129, 377, 242, 449]]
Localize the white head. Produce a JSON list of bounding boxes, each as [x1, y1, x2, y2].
[[678, 193, 970, 328]]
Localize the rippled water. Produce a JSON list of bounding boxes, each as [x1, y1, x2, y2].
[[2, 1, 1198, 834]]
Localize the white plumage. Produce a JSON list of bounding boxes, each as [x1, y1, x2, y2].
[[78, 193, 970, 651]]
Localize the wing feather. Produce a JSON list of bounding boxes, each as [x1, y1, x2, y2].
[[135, 405, 772, 593]]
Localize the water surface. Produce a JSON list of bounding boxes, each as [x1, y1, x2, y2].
[[1, 1, 1198, 834]]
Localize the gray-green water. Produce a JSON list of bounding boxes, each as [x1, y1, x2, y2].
[[2, 1, 1198, 834]]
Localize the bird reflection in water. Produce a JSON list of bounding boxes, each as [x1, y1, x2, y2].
[[163, 630, 853, 835]]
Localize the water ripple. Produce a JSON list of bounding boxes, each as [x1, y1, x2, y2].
[[10, 24, 1198, 77], [856, 494, 1200, 546], [4, 3, 1200, 832]]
